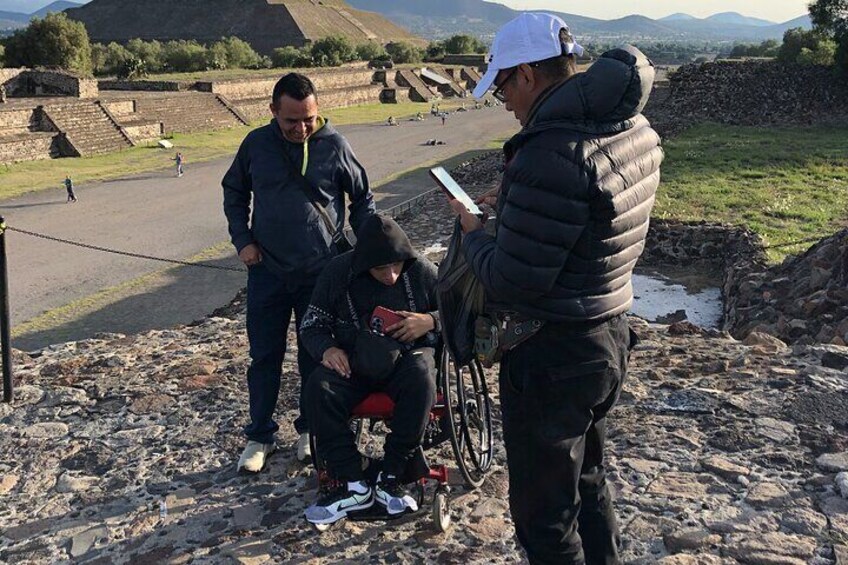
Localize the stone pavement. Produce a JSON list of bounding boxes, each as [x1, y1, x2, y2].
[[1, 159, 847, 564]]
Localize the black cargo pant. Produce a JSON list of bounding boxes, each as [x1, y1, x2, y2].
[[306, 347, 437, 481], [499, 314, 635, 565]]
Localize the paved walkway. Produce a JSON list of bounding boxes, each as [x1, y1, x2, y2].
[[1, 107, 516, 349]]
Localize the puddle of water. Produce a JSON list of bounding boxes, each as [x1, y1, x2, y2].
[[631, 268, 723, 329]]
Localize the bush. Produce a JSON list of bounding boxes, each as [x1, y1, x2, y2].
[[161, 40, 209, 73], [271, 46, 313, 68], [729, 39, 780, 58], [779, 28, 835, 64], [385, 41, 423, 64], [443, 34, 487, 55], [207, 36, 264, 70], [126, 38, 163, 73], [425, 41, 446, 61], [356, 41, 387, 62], [310, 35, 357, 67], [116, 56, 148, 80], [797, 39, 838, 65], [3, 12, 92, 75], [91, 42, 133, 76]]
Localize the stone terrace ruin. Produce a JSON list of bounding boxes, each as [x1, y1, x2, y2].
[[0, 64, 480, 164]]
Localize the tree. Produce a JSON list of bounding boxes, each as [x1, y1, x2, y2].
[[0, 44, 5, 67], [426, 41, 446, 61], [809, 0, 848, 69], [356, 41, 387, 62], [207, 36, 264, 70], [779, 28, 832, 63], [271, 46, 312, 68], [126, 38, 163, 73], [385, 41, 423, 64], [161, 40, 209, 73], [443, 34, 486, 55], [310, 35, 357, 67], [3, 12, 92, 75]]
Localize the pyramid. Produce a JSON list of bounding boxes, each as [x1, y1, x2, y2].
[[66, 0, 423, 55]]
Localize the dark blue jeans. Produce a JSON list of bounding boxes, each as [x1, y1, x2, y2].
[[244, 263, 319, 444]]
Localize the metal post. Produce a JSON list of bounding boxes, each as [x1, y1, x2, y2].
[[0, 216, 12, 403]]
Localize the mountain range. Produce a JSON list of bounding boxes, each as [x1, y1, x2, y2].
[[0, 1, 79, 29], [0, 0, 813, 43], [346, 1, 812, 42]]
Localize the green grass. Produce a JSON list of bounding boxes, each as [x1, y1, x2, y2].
[[0, 101, 465, 200], [656, 123, 848, 261]]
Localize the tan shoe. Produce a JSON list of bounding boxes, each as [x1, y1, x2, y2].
[[297, 432, 312, 463], [237, 441, 275, 473]]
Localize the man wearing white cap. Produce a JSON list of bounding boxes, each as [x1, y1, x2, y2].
[[450, 13, 663, 565]]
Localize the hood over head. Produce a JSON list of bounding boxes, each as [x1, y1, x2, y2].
[[351, 215, 416, 276], [525, 45, 655, 135]]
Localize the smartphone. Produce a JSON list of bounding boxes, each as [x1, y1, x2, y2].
[[429, 166, 484, 216], [370, 306, 405, 334]]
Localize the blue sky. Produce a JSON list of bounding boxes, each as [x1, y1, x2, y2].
[[7, 0, 811, 23]]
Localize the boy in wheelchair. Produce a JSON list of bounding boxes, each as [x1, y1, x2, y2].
[[299, 215, 442, 526]]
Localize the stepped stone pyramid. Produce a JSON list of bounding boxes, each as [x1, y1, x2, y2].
[[67, 0, 423, 55]]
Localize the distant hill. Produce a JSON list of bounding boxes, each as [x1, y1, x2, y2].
[[659, 13, 697, 22], [347, 0, 811, 42], [32, 1, 81, 18], [0, 1, 80, 30], [706, 12, 774, 27]]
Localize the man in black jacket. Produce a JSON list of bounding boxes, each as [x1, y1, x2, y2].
[[450, 13, 663, 565], [223, 73, 376, 473], [299, 215, 441, 526]]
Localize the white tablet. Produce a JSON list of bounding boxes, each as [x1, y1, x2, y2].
[[429, 166, 484, 216]]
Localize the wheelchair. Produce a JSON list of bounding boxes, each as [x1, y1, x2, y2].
[[309, 347, 494, 532]]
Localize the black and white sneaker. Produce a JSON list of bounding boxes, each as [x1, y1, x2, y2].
[[304, 481, 374, 525], [375, 473, 419, 515]]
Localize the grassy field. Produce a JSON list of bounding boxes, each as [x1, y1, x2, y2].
[[0, 100, 464, 200], [657, 123, 848, 261]]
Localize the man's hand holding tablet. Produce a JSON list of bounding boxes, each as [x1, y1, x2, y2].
[[430, 166, 486, 233]]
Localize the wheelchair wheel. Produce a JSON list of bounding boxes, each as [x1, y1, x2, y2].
[[441, 351, 494, 489], [433, 487, 451, 533]]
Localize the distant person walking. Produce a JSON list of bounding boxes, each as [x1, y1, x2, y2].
[[441, 113, 446, 126], [174, 152, 184, 177], [64, 175, 77, 203]]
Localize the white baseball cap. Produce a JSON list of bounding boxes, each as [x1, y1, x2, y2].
[[473, 13, 584, 99]]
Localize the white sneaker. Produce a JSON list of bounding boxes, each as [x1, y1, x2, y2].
[[297, 432, 311, 463], [237, 441, 275, 473]]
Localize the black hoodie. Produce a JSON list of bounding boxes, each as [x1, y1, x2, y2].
[[299, 215, 440, 362]]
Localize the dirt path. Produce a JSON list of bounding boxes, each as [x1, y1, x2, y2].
[[2, 107, 516, 350]]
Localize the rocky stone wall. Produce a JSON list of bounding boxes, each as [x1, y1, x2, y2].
[[102, 100, 136, 117], [122, 122, 162, 144], [0, 132, 57, 163], [0, 108, 36, 136], [99, 80, 185, 92], [646, 60, 848, 137], [200, 69, 376, 102], [8, 70, 100, 99], [728, 229, 848, 346]]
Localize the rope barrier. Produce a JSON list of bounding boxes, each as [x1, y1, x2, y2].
[[4, 226, 247, 272]]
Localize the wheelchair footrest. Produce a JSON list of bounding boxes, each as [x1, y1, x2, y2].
[[347, 504, 421, 522]]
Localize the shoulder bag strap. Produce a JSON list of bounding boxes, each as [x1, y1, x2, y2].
[[279, 144, 345, 241]]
